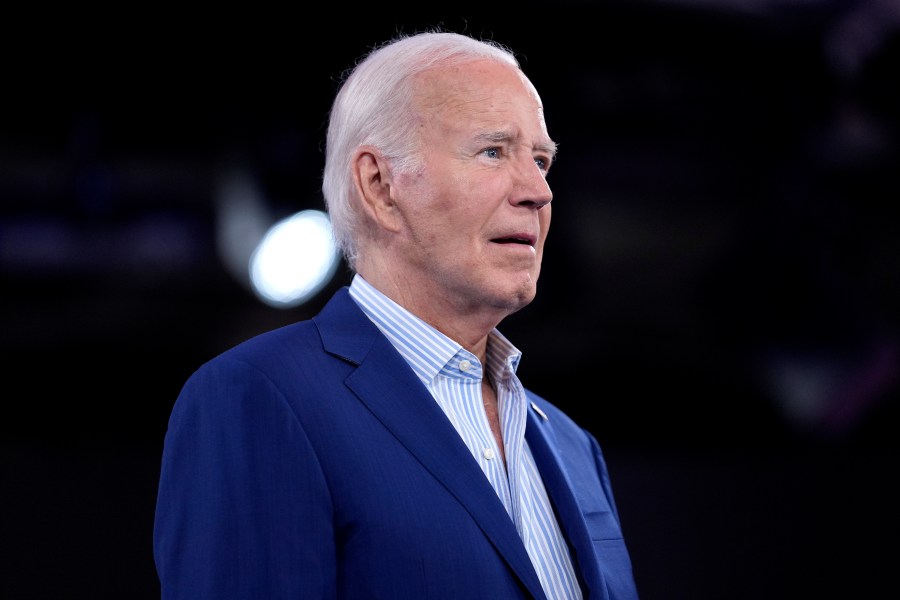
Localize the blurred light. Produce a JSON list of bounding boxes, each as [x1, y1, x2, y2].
[[249, 210, 340, 308], [215, 169, 272, 288]]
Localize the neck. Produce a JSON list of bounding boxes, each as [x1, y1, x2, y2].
[[355, 269, 500, 360]]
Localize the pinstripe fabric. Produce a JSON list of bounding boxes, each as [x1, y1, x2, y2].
[[349, 275, 583, 600]]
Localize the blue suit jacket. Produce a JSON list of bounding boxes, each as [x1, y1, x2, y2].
[[154, 287, 639, 599]]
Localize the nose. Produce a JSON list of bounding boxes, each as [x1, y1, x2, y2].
[[511, 158, 553, 210]]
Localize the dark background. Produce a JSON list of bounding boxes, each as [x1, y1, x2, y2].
[[3, 2, 899, 598]]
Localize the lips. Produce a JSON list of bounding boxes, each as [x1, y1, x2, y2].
[[490, 233, 536, 247]]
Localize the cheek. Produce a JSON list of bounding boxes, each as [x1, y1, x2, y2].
[[395, 173, 445, 235], [399, 167, 464, 215]]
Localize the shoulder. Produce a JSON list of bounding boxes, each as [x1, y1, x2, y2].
[[196, 286, 366, 375]]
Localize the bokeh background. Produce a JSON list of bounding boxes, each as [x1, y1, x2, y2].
[[3, 2, 899, 598]]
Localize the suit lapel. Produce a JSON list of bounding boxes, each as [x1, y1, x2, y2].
[[315, 289, 547, 600], [526, 411, 610, 600]]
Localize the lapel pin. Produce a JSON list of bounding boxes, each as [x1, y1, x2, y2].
[[530, 402, 549, 421]]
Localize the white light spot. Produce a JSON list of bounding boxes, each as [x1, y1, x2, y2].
[[249, 210, 340, 308]]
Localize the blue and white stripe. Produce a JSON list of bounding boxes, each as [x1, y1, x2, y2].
[[349, 274, 583, 600]]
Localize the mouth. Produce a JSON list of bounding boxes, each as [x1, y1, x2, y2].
[[490, 234, 536, 247]]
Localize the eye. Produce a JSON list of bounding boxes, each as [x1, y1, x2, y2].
[[481, 147, 502, 160], [535, 156, 551, 173]]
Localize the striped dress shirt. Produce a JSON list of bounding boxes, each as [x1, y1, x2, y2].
[[349, 274, 583, 600]]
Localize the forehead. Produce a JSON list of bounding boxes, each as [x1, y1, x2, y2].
[[415, 59, 551, 141]]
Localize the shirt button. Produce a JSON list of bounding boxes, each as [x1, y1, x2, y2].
[[483, 448, 495, 460], [459, 359, 471, 372]]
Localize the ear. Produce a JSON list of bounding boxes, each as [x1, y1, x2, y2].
[[351, 146, 403, 233]]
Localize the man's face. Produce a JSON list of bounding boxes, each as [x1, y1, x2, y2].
[[392, 59, 556, 319]]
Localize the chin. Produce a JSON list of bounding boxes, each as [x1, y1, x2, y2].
[[509, 282, 538, 309], [481, 271, 538, 311]]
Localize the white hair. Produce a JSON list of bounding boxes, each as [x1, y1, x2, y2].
[[321, 30, 521, 271]]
